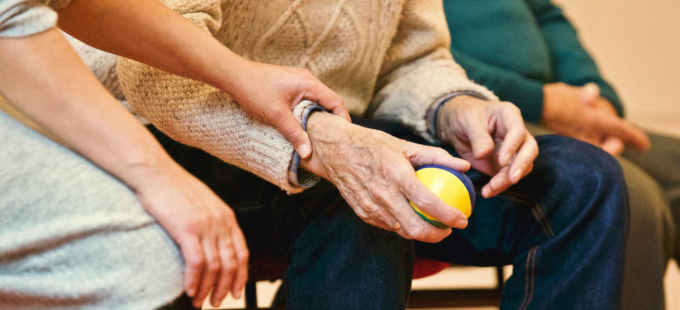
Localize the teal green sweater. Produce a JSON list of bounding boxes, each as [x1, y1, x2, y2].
[[444, 0, 624, 123]]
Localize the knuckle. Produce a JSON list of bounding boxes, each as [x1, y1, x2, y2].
[[207, 258, 221, 272], [222, 207, 235, 219], [239, 251, 250, 264], [406, 225, 425, 240], [370, 188, 392, 207], [184, 216, 207, 235], [224, 261, 237, 274], [189, 255, 205, 270], [211, 209, 227, 223]]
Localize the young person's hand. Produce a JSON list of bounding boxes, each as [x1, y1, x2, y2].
[[58, 0, 350, 160], [123, 161, 249, 309], [300, 113, 470, 243], [226, 60, 350, 158], [542, 82, 649, 155], [0, 29, 248, 308], [436, 96, 538, 198]]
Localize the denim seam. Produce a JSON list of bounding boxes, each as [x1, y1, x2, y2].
[[502, 191, 555, 239], [519, 246, 538, 310], [531, 204, 555, 238]]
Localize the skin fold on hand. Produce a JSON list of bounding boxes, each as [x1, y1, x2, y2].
[[299, 112, 471, 243]]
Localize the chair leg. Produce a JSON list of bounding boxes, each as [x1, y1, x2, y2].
[[245, 281, 258, 309], [495, 265, 505, 291]]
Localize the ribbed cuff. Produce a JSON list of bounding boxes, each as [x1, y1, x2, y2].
[[426, 91, 489, 139], [287, 105, 326, 189], [494, 78, 546, 124]]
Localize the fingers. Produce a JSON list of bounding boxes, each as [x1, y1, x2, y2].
[[267, 108, 313, 158], [497, 126, 526, 167], [508, 133, 538, 184], [307, 82, 351, 122], [403, 142, 470, 172], [179, 235, 204, 299], [465, 113, 495, 159], [229, 225, 250, 299], [580, 83, 600, 107], [481, 166, 511, 198], [596, 116, 650, 151], [388, 194, 453, 243], [209, 234, 236, 307], [355, 188, 401, 231], [401, 173, 468, 230], [193, 236, 220, 308], [600, 137, 625, 156]]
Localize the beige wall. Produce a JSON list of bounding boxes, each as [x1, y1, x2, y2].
[[553, 0, 680, 136]]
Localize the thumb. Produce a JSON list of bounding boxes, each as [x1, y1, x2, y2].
[[600, 137, 625, 156], [466, 114, 495, 159], [580, 83, 600, 107], [305, 83, 351, 122], [270, 111, 313, 158], [597, 116, 650, 151]]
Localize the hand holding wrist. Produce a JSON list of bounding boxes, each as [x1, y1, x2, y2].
[[300, 112, 471, 242]]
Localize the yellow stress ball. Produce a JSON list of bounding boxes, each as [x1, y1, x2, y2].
[[410, 165, 476, 229]]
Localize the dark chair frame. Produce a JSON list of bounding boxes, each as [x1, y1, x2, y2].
[[239, 265, 505, 309]]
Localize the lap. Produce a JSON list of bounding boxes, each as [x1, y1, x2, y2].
[[0, 111, 183, 309]]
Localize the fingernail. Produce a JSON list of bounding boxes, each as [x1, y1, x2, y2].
[[453, 218, 468, 228], [187, 288, 195, 297], [297, 144, 311, 158], [502, 153, 512, 166], [513, 168, 523, 183]]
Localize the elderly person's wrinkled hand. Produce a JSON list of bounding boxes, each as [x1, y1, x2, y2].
[[436, 96, 539, 198], [299, 113, 471, 243], [542, 82, 649, 155]]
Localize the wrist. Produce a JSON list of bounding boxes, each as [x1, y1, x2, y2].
[[436, 95, 477, 143], [116, 151, 184, 193], [203, 49, 250, 99], [299, 112, 355, 180]]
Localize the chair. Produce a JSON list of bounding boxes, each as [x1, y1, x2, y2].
[[240, 256, 504, 309]]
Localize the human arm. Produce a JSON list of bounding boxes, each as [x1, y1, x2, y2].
[[447, 47, 547, 124], [299, 112, 470, 242], [115, 0, 345, 193], [370, 0, 537, 197], [56, 0, 349, 158], [526, 0, 624, 116], [0, 28, 247, 308], [542, 82, 649, 155]]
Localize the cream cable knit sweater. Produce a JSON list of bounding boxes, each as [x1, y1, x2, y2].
[[118, 0, 498, 194]]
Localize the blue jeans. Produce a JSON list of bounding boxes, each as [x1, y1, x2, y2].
[[149, 118, 628, 310]]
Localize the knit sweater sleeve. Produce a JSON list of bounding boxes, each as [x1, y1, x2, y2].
[[117, 0, 316, 194], [449, 47, 546, 124], [526, 0, 624, 117], [367, 0, 498, 142], [0, 0, 56, 37]]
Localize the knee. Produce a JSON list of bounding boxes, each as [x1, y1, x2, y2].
[[532, 135, 628, 230], [535, 135, 625, 188]]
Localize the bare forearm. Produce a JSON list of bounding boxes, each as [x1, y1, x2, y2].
[[0, 28, 175, 189], [57, 0, 245, 96]]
